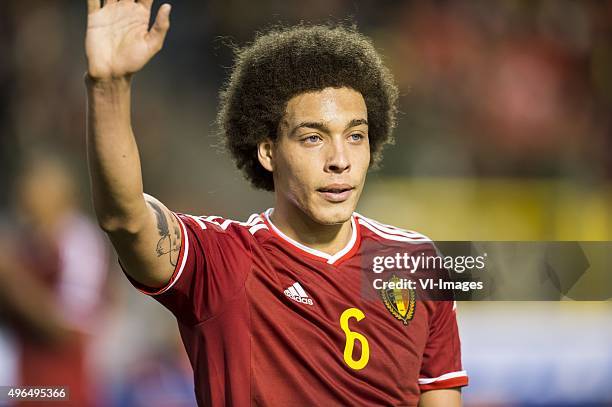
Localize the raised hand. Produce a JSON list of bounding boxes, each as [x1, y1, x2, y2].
[[85, 0, 171, 80]]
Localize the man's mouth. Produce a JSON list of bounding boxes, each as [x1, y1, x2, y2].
[[317, 184, 355, 202]]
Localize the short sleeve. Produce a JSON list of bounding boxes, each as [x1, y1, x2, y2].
[[124, 212, 254, 325], [418, 301, 469, 391]]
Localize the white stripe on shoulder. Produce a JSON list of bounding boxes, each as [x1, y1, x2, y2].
[[249, 223, 269, 235], [184, 213, 264, 231], [245, 213, 262, 225], [357, 218, 431, 243], [219, 218, 234, 230], [355, 214, 430, 239], [418, 370, 468, 384], [183, 214, 207, 230]]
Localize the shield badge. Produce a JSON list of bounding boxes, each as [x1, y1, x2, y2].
[[379, 275, 416, 325]]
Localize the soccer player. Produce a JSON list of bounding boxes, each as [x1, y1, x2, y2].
[[85, 1, 468, 405]]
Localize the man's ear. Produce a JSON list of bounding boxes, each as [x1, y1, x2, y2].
[[257, 138, 274, 172]]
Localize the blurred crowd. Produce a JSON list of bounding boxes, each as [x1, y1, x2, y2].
[[1, 1, 611, 212], [0, 1, 611, 405]]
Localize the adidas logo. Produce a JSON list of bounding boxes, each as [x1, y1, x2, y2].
[[284, 282, 313, 305]]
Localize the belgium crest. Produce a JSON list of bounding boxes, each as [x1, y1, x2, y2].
[[379, 275, 416, 325]]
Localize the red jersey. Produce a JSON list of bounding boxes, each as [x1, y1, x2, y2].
[[127, 209, 468, 406]]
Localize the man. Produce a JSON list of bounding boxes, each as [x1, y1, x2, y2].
[[85, 1, 468, 405]]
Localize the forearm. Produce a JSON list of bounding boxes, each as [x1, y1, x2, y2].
[[86, 75, 148, 232], [84, 0, 177, 288]]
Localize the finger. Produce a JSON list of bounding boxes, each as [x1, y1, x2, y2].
[[87, 0, 100, 13], [147, 4, 171, 51], [139, 0, 154, 10]]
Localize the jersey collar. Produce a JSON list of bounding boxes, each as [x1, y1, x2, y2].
[[262, 208, 360, 265]]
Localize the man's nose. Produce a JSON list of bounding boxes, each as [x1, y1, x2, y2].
[[325, 138, 350, 174]]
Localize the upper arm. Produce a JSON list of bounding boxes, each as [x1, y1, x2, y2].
[[418, 388, 462, 407], [121, 207, 255, 325], [107, 193, 181, 289]]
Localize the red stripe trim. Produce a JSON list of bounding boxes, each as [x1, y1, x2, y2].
[[419, 376, 469, 391]]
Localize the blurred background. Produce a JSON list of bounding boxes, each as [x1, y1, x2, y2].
[[0, 0, 611, 405]]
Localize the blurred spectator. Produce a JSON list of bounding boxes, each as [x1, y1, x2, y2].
[[0, 155, 108, 406]]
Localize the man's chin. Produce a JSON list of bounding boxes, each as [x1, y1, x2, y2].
[[308, 203, 354, 226]]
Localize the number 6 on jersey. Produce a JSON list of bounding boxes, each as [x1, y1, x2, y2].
[[340, 308, 370, 370]]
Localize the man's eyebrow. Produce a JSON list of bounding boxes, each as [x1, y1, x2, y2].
[[290, 118, 368, 137], [346, 118, 368, 129]]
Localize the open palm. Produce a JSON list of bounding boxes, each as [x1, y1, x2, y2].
[[85, 0, 171, 79]]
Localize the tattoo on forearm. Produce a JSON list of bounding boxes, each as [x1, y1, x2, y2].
[[147, 201, 180, 267]]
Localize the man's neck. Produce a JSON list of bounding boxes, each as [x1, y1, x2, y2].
[[269, 204, 353, 256]]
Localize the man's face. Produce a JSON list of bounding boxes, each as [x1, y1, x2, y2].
[[260, 87, 370, 225]]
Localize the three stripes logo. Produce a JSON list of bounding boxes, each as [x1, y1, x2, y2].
[[284, 282, 313, 305]]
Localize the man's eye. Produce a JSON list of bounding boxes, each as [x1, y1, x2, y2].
[[350, 133, 364, 141], [303, 135, 322, 143]]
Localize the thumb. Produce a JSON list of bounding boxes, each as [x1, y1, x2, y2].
[[148, 4, 171, 51]]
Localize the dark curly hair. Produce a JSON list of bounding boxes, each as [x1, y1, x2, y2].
[[217, 23, 399, 191]]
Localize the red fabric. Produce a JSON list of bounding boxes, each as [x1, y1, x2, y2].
[[419, 376, 469, 391], [12, 228, 97, 407], [127, 212, 467, 406], [18, 332, 92, 407]]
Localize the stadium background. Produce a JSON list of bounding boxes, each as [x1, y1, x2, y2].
[[0, 1, 611, 405]]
